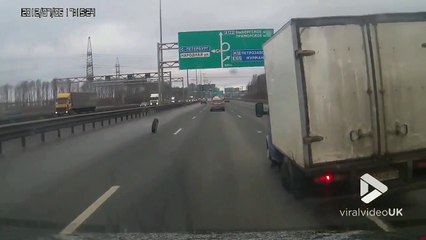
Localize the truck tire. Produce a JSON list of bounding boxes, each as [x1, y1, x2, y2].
[[281, 158, 307, 199], [280, 159, 292, 190], [266, 141, 273, 163], [151, 118, 159, 133], [266, 148, 271, 162], [266, 141, 281, 169]]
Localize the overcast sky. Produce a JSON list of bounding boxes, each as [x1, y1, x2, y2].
[[0, 0, 425, 89]]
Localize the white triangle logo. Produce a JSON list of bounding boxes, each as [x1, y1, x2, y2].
[[360, 173, 388, 204]]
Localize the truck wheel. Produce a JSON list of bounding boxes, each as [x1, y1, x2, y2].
[[266, 142, 273, 162], [151, 118, 159, 133], [281, 159, 292, 191], [266, 148, 271, 162], [281, 159, 307, 199]]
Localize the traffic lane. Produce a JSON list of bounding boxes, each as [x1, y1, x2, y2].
[[90, 101, 367, 232], [231, 101, 426, 230], [364, 187, 426, 230], [179, 104, 382, 231], [226, 100, 426, 230], [0, 104, 205, 230], [174, 105, 319, 231], [77, 102, 286, 232], [221, 101, 388, 230], [215, 101, 400, 230], [215, 101, 426, 231], [225, 100, 268, 130], [74, 103, 212, 232], [86, 101, 382, 232]]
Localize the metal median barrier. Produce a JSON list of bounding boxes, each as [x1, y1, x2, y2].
[[230, 98, 268, 103], [0, 102, 193, 154]]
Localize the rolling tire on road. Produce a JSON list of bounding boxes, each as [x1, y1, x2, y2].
[[151, 118, 159, 133]]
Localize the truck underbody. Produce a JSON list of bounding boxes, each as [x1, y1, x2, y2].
[[55, 107, 96, 116], [267, 133, 426, 198]]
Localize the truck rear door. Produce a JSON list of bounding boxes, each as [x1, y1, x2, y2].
[[371, 21, 426, 155], [299, 24, 377, 164]]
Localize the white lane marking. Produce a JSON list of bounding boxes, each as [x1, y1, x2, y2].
[[192, 116, 197, 120], [60, 186, 120, 235], [257, 130, 262, 134], [237, 114, 242, 119], [366, 216, 394, 232], [174, 128, 183, 135]]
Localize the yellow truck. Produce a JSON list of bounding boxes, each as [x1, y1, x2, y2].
[[55, 92, 97, 115]]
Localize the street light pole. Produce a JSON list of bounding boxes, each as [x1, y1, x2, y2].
[[157, 0, 164, 104], [159, 0, 163, 44], [157, 42, 161, 103], [182, 78, 184, 102], [186, 70, 189, 100]]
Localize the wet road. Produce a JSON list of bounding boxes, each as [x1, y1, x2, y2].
[[0, 101, 425, 237]]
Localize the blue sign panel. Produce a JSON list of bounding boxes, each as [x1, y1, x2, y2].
[[232, 49, 264, 62]]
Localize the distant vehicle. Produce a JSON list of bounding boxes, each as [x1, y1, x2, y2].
[[150, 93, 159, 106], [55, 92, 97, 116], [200, 98, 207, 104], [139, 102, 149, 107], [224, 98, 230, 103], [171, 97, 176, 103], [210, 96, 225, 111]]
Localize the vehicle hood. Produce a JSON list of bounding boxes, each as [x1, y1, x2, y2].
[[9, 230, 421, 240]]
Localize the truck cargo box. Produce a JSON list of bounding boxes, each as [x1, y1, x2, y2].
[[70, 92, 97, 109], [263, 12, 426, 170]]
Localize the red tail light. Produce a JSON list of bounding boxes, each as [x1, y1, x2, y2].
[[314, 174, 335, 184], [415, 160, 426, 168]]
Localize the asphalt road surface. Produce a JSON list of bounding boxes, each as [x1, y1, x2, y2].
[[0, 101, 425, 238]]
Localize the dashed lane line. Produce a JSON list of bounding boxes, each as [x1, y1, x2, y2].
[[60, 186, 120, 235]]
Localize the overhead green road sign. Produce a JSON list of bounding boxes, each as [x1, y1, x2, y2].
[[211, 89, 223, 96], [178, 29, 273, 70]]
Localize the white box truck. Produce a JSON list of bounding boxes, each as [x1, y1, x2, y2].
[[150, 93, 159, 106], [256, 12, 426, 197]]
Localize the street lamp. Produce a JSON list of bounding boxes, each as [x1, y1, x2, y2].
[[157, 0, 163, 104], [159, 0, 163, 44]]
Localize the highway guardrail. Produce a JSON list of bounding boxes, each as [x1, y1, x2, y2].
[[0, 102, 193, 154], [230, 98, 268, 103], [0, 104, 141, 125]]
